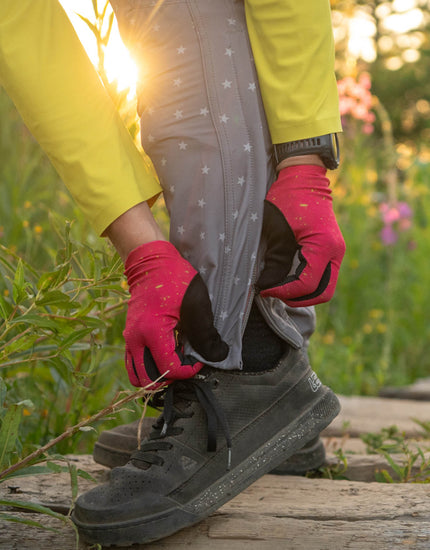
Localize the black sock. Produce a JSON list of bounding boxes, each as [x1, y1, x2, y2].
[[241, 301, 288, 372]]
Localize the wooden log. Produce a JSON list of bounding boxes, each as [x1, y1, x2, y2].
[[323, 395, 430, 438], [379, 377, 430, 401], [2, 472, 430, 549]]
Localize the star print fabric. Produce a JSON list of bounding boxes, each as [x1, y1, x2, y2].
[[112, 0, 315, 368]]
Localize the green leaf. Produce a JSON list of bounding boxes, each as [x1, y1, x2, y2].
[[69, 463, 78, 501], [0, 294, 12, 322], [59, 328, 94, 352], [36, 290, 79, 309], [37, 264, 71, 292], [0, 512, 61, 532], [12, 259, 27, 304], [0, 403, 25, 469], [76, 13, 99, 38], [0, 498, 68, 522], [0, 378, 7, 408], [9, 314, 59, 332]]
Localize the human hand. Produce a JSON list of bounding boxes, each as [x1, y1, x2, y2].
[[256, 165, 345, 307], [123, 241, 229, 388]]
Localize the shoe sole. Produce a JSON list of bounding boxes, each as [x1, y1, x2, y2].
[[74, 387, 340, 546]]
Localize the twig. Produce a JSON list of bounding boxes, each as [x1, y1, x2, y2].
[[0, 378, 167, 480]]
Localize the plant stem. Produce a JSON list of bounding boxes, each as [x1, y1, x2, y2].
[[0, 383, 164, 480]]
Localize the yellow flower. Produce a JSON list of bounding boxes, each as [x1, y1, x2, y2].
[[3, 289, 9, 297], [121, 279, 129, 290], [22, 220, 29, 228], [369, 309, 383, 319], [322, 331, 335, 345], [363, 323, 372, 334], [24, 200, 31, 209], [34, 225, 43, 234], [349, 259, 359, 269], [377, 323, 387, 333]]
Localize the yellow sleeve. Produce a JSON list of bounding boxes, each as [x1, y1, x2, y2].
[[244, 0, 342, 144], [0, 0, 161, 236]]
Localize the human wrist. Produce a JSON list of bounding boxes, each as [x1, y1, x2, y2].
[[105, 202, 166, 262], [276, 154, 325, 172]]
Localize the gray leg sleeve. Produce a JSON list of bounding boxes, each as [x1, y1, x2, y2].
[[112, 0, 315, 368]]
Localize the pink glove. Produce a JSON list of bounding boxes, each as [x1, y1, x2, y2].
[[257, 165, 345, 307], [123, 241, 228, 388]]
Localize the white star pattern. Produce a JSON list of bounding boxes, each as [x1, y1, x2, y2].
[[198, 198, 206, 208], [201, 165, 210, 175], [219, 233, 226, 242], [219, 114, 230, 123], [248, 82, 256, 91], [178, 141, 188, 150], [177, 45, 186, 54], [220, 311, 228, 321], [222, 79, 232, 89], [225, 48, 234, 57], [200, 232, 206, 240], [200, 107, 209, 116], [147, 134, 155, 142], [169, 185, 175, 193], [243, 143, 252, 153], [199, 266, 207, 275], [227, 18, 236, 25], [173, 77, 182, 87], [232, 210, 239, 220], [250, 212, 258, 222], [251, 252, 257, 260], [174, 109, 184, 120], [161, 158, 167, 166], [225, 246, 232, 254], [237, 176, 245, 186], [147, 107, 155, 115], [177, 225, 185, 235], [234, 276, 240, 285]]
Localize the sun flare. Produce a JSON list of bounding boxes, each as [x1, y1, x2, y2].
[[59, 0, 138, 100]]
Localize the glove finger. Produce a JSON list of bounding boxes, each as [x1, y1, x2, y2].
[[125, 347, 143, 388], [256, 201, 299, 291], [179, 274, 229, 362], [144, 314, 204, 380], [260, 246, 341, 305]]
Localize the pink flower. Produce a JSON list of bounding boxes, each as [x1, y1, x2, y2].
[[381, 225, 398, 245], [397, 201, 412, 219]]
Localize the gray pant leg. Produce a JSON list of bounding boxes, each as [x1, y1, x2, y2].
[[112, 0, 315, 367]]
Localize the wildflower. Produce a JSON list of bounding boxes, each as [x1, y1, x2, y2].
[[22, 220, 29, 228], [337, 72, 375, 133], [34, 225, 43, 234], [369, 309, 383, 319], [379, 200, 413, 246]]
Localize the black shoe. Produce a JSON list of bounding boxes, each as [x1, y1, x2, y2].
[[73, 347, 340, 546], [93, 419, 326, 475]]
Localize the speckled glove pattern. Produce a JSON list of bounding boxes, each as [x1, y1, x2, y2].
[[257, 165, 345, 307], [123, 241, 228, 388]]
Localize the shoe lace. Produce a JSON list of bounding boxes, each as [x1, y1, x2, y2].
[[130, 377, 232, 470]]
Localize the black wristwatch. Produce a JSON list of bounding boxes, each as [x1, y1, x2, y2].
[[273, 133, 340, 170]]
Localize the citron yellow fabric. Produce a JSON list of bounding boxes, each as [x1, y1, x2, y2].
[[245, 0, 342, 143], [0, 0, 161, 235], [0, 0, 341, 234]]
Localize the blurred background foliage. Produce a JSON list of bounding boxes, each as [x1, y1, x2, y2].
[[0, 0, 429, 463]]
